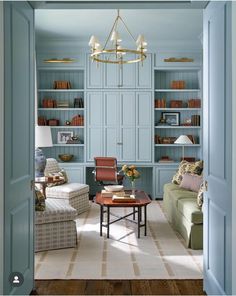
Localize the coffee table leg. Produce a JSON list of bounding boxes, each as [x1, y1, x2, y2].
[[144, 205, 147, 236], [100, 205, 103, 236], [138, 207, 141, 238], [107, 206, 110, 238], [133, 207, 135, 220]]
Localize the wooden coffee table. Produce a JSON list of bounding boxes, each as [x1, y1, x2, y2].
[[95, 190, 151, 238]]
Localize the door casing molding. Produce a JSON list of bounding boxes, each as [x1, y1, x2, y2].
[[0, 2, 4, 294], [232, 2, 236, 294]]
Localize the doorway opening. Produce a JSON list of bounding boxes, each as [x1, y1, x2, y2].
[[34, 3, 204, 285]]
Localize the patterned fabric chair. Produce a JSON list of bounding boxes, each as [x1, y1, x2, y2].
[[44, 158, 90, 215], [35, 198, 77, 252]]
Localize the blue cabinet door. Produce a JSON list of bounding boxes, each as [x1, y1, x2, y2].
[[136, 92, 152, 162], [59, 164, 85, 183], [86, 55, 103, 88], [4, 2, 34, 294], [104, 63, 119, 88], [120, 92, 136, 161], [136, 54, 152, 89], [154, 166, 178, 198], [87, 92, 103, 161], [121, 61, 136, 88], [104, 92, 120, 158], [203, 2, 232, 295]]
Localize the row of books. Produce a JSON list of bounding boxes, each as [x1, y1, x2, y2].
[[41, 98, 84, 108]]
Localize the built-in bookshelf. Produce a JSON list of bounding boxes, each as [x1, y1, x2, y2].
[[154, 68, 202, 164], [37, 68, 85, 163]]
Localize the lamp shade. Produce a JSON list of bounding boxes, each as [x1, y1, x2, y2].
[[174, 135, 193, 145], [35, 126, 53, 148]]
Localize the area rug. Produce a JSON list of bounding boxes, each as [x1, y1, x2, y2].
[[35, 201, 203, 279]]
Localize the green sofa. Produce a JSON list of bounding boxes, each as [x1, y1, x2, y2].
[[163, 183, 203, 250]]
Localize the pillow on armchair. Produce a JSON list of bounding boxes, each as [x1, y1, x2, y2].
[[45, 169, 68, 187], [172, 160, 203, 185], [35, 187, 45, 211]]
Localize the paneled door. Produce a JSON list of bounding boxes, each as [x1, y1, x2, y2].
[[104, 92, 120, 158], [136, 92, 152, 162], [87, 92, 104, 161], [120, 92, 136, 161], [4, 2, 35, 295], [203, 2, 232, 295]]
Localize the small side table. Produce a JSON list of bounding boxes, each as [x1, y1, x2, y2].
[[35, 177, 63, 197]]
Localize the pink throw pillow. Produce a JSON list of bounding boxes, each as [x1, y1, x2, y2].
[[179, 173, 203, 192]]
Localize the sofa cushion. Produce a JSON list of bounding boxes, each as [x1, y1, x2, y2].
[[180, 173, 203, 192], [177, 198, 203, 224], [46, 182, 89, 199], [163, 183, 181, 192], [35, 199, 77, 225], [35, 187, 45, 211], [169, 188, 198, 206]]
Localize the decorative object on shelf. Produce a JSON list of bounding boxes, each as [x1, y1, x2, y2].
[[161, 137, 177, 144], [174, 135, 193, 160], [157, 118, 169, 126], [182, 117, 192, 126], [155, 135, 161, 144], [65, 120, 71, 126], [57, 101, 70, 108], [38, 116, 47, 126], [155, 98, 166, 108], [170, 80, 186, 89], [74, 98, 84, 108], [187, 98, 201, 108], [44, 58, 76, 63], [53, 81, 71, 89], [164, 57, 194, 63], [71, 114, 84, 126], [58, 154, 74, 162], [42, 98, 56, 108], [187, 135, 196, 144], [158, 156, 174, 163], [180, 157, 196, 162], [66, 135, 82, 144], [170, 100, 183, 108], [162, 112, 180, 126], [35, 126, 53, 177], [48, 119, 60, 126], [57, 131, 73, 144], [121, 165, 140, 197], [88, 9, 147, 65]]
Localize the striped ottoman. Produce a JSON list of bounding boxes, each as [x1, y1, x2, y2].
[[46, 183, 90, 215], [35, 199, 77, 252]]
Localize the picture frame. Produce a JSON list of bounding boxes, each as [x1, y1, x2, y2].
[[162, 112, 180, 126], [57, 131, 73, 144]]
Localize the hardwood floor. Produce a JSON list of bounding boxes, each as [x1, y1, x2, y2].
[[33, 280, 206, 295]]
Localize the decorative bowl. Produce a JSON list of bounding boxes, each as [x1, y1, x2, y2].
[[104, 185, 124, 192], [58, 154, 74, 162]]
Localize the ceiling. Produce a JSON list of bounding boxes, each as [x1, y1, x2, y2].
[[35, 9, 203, 49]]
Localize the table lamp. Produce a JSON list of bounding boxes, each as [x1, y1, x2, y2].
[[35, 126, 53, 177], [174, 135, 193, 161]]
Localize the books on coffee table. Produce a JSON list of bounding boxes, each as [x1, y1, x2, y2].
[[112, 194, 135, 203]]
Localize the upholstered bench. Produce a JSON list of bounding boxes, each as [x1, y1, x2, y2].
[[35, 198, 77, 252], [45, 158, 90, 215]]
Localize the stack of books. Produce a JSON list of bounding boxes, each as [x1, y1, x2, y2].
[[191, 115, 200, 126], [101, 190, 135, 202]]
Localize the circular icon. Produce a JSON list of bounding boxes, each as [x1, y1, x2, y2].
[[9, 272, 24, 287]]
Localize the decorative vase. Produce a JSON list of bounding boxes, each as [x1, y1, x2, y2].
[[35, 148, 46, 177], [131, 180, 136, 197]]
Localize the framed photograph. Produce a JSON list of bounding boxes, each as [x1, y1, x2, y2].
[[162, 112, 180, 126], [57, 131, 73, 144]]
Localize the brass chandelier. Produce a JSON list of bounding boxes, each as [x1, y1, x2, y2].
[[88, 10, 147, 65]]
